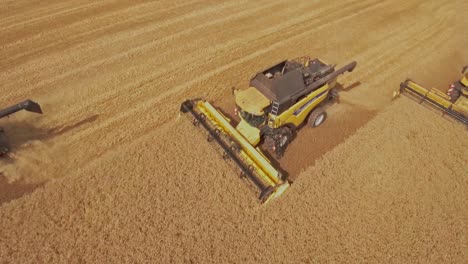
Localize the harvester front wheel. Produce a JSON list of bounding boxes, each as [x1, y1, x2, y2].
[[0, 128, 8, 157], [274, 127, 293, 159], [308, 107, 327, 127], [448, 88, 460, 102]]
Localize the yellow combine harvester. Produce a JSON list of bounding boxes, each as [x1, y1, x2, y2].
[[181, 57, 357, 203], [396, 65, 468, 125]]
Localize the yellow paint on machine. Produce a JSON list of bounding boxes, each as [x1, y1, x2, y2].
[[234, 87, 270, 115], [235, 119, 261, 146], [404, 80, 453, 107], [400, 80, 468, 118], [461, 65, 468, 86], [462, 75, 468, 87], [454, 96, 468, 116], [232, 83, 331, 145], [193, 100, 289, 201], [273, 84, 331, 128]]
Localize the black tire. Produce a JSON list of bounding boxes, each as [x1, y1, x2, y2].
[[0, 147, 8, 156], [0, 129, 8, 156], [275, 127, 293, 159], [278, 128, 291, 148], [308, 107, 327, 127]]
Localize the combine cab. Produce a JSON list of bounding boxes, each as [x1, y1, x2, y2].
[[396, 65, 468, 125], [0, 100, 42, 156], [181, 56, 357, 204]]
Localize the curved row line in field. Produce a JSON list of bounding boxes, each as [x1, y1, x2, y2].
[[0, 1, 202, 65]]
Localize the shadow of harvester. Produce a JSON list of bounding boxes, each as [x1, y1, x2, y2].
[[1, 114, 99, 153], [0, 115, 99, 204]]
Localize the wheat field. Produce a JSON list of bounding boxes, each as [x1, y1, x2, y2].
[[0, 0, 467, 263]]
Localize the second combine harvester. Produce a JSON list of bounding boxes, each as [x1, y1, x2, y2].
[[181, 56, 357, 204], [396, 65, 468, 125]]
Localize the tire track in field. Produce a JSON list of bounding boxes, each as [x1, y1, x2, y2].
[[0, 0, 201, 63], [334, 1, 455, 100], [0, 0, 155, 47], [0, 0, 104, 30], [360, 18, 453, 94], [316, 0, 455, 104], [0, 0, 89, 24], [61, 0, 384, 158], [360, 20, 448, 83], [345, 22, 445, 86], [2, 0, 245, 66], [341, 10, 452, 103], [0, 0, 281, 100], [0, 0, 249, 91], [0, 1, 258, 106], [43, 0, 363, 126], [352, 1, 452, 71], [34, 0, 303, 127]]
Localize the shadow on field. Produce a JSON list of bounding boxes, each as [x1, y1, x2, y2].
[[0, 115, 99, 204], [1, 114, 99, 153], [0, 173, 45, 205]]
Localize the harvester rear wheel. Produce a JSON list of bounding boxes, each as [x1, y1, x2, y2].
[[308, 107, 326, 127]]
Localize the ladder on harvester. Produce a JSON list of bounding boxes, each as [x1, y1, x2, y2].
[[268, 101, 280, 127]]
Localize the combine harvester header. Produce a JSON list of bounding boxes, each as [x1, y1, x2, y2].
[[395, 65, 468, 126], [180, 100, 289, 204]]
